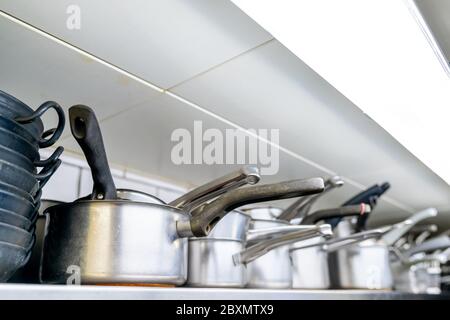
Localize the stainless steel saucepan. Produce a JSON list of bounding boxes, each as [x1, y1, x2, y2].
[[41, 105, 325, 286], [187, 211, 331, 288], [289, 204, 372, 289], [330, 208, 438, 290]]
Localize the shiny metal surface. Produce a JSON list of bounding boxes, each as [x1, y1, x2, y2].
[[331, 240, 393, 290], [245, 219, 294, 289], [207, 210, 250, 241], [187, 238, 246, 288], [41, 201, 190, 285], [278, 176, 344, 221], [392, 258, 443, 294], [291, 237, 330, 289], [169, 166, 260, 212]]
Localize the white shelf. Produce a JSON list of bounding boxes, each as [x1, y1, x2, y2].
[[0, 284, 448, 300]]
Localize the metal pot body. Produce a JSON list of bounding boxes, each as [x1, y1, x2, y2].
[[246, 219, 292, 289], [0, 90, 44, 137], [187, 238, 246, 287], [330, 241, 393, 290], [291, 237, 330, 289], [392, 260, 442, 294], [41, 201, 190, 285], [207, 211, 250, 241], [0, 241, 30, 282]]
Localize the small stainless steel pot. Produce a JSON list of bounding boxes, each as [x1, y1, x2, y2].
[[331, 208, 438, 290], [187, 210, 331, 288], [290, 227, 385, 289]]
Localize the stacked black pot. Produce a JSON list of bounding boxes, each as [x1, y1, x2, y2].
[[0, 90, 65, 282]]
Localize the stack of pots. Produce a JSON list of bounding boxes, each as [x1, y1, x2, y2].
[[0, 90, 65, 282]]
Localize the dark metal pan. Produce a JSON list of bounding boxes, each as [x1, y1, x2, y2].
[[0, 181, 36, 205], [0, 222, 33, 248], [0, 189, 37, 219], [11, 101, 65, 149], [0, 112, 64, 149], [0, 157, 61, 196], [0, 208, 34, 230], [0, 240, 32, 282], [0, 127, 39, 161], [0, 90, 44, 137]]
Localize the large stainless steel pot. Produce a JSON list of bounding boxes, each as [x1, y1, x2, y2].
[[41, 105, 325, 285], [331, 208, 438, 289], [187, 211, 331, 288]]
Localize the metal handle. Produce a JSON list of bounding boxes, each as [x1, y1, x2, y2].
[[177, 177, 325, 238], [246, 225, 326, 243], [15, 101, 66, 148], [278, 176, 344, 221], [405, 235, 450, 257], [381, 208, 438, 246], [299, 203, 370, 225], [290, 226, 391, 253], [169, 166, 260, 212], [69, 105, 117, 200], [233, 224, 332, 265]]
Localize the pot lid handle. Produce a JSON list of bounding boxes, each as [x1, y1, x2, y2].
[[233, 224, 332, 265]]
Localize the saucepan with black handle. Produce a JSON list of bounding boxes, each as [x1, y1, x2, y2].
[[41, 105, 325, 285]]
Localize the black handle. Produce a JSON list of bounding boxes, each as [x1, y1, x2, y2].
[[15, 101, 66, 148], [69, 105, 117, 200], [326, 182, 391, 229], [300, 204, 370, 225], [34, 146, 64, 167]]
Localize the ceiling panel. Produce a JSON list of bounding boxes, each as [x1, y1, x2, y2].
[[0, 14, 162, 139], [171, 40, 450, 213], [0, 0, 273, 88]]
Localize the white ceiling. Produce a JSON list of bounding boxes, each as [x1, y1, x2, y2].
[[0, 1, 449, 228]]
